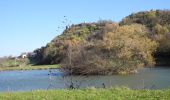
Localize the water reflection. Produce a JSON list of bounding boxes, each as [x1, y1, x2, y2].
[[0, 67, 170, 92]]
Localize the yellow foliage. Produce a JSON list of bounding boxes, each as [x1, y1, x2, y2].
[[101, 24, 158, 69]]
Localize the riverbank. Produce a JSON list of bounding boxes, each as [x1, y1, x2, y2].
[[0, 88, 170, 100], [0, 64, 59, 71]]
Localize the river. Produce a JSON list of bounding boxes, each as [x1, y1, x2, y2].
[[0, 67, 170, 92]]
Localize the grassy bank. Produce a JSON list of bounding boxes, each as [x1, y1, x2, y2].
[[0, 64, 59, 71], [0, 58, 59, 71], [0, 88, 170, 100]]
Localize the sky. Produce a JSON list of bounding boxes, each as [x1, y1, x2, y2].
[[0, 0, 170, 57]]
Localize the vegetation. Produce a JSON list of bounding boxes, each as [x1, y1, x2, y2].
[[0, 88, 170, 100], [29, 9, 170, 75], [120, 10, 170, 66], [30, 23, 102, 65], [0, 57, 59, 71], [61, 23, 157, 75], [0, 57, 29, 67]]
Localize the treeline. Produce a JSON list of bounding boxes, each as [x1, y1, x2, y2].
[[29, 10, 170, 75]]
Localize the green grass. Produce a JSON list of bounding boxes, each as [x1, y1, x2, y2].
[[0, 87, 170, 100], [0, 64, 59, 71], [0, 58, 59, 71]]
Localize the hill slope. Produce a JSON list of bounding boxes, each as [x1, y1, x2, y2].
[[120, 10, 170, 66], [31, 22, 106, 65], [29, 10, 170, 75], [30, 21, 157, 75]]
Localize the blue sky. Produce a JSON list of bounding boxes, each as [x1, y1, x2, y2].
[[0, 0, 170, 57]]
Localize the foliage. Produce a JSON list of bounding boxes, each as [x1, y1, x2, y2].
[[120, 10, 170, 66], [31, 23, 103, 65], [61, 24, 157, 75], [100, 24, 157, 73], [30, 10, 170, 74], [120, 10, 170, 53]]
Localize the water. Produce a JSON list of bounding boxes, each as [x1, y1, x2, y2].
[[0, 67, 170, 92]]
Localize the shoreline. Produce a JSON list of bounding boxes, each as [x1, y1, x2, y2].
[[0, 65, 169, 71], [0, 64, 59, 71]]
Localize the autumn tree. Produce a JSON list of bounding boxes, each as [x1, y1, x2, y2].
[[61, 24, 158, 75]]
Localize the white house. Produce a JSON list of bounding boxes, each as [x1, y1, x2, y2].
[[20, 53, 28, 59]]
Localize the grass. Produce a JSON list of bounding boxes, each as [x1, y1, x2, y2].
[[0, 87, 170, 100], [0, 58, 59, 71], [0, 64, 59, 71]]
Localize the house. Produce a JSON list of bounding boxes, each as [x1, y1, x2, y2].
[[19, 53, 28, 59]]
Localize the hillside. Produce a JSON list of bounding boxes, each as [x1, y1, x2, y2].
[[31, 22, 106, 65], [120, 10, 170, 66], [30, 20, 158, 75], [29, 10, 170, 75]]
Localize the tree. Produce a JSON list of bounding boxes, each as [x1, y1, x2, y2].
[[119, 10, 170, 66], [61, 24, 158, 75]]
